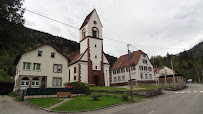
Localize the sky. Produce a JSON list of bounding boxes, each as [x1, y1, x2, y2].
[[23, 0, 203, 58]]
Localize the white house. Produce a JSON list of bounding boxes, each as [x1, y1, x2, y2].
[[68, 9, 110, 86], [111, 50, 155, 86], [154, 66, 174, 78], [13, 43, 69, 92]]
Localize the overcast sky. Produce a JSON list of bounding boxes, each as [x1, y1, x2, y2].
[[23, 0, 203, 58]]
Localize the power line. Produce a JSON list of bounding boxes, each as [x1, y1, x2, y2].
[[25, 9, 183, 50]]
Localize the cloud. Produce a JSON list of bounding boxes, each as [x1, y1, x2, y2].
[[23, 0, 203, 57]]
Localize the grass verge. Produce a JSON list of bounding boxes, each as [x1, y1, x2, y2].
[[8, 93, 21, 102], [52, 95, 125, 111], [27, 98, 63, 108]]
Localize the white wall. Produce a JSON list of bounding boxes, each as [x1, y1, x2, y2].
[[104, 64, 110, 86], [68, 63, 78, 82], [80, 62, 88, 82], [17, 45, 68, 87]]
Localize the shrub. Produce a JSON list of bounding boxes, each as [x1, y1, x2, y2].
[[64, 82, 90, 94], [122, 94, 129, 101]]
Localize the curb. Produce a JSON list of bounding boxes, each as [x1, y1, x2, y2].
[[24, 100, 129, 113]]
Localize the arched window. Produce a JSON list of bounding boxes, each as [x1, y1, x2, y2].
[[82, 28, 86, 39], [92, 27, 99, 38], [32, 77, 39, 86], [21, 77, 29, 86]]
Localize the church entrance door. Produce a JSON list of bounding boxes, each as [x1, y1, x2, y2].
[[93, 76, 99, 86]]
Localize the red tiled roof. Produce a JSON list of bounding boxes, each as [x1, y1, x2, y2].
[[111, 50, 145, 70], [79, 9, 95, 30]]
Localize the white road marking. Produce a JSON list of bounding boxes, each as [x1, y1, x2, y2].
[[181, 91, 185, 93], [200, 91, 203, 93], [175, 92, 179, 93], [186, 91, 191, 93], [194, 91, 198, 93], [148, 111, 154, 114]]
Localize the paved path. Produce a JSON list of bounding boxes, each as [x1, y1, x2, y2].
[[0, 95, 57, 114], [46, 98, 70, 110]]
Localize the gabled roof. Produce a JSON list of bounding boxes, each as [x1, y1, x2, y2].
[[79, 9, 103, 30], [14, 42, 70, 65], [111, 50, 145, 70], [68, 49, 88, 66]]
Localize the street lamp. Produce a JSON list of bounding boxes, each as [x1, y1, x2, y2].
[[171, 56, 176, 86]]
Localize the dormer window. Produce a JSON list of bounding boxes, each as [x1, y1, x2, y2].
[[82, 28, 86, 39], [92, 27, 98, 38]]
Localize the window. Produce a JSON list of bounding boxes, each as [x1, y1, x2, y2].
[[140, 73, 143, 79], [23, 62, 31, 70], [149, 74, 152, 79], [74, 67, 76, 74], [74, 76, 76, 80], [95, 66, 97, 69], [144, 66, 147, 71], [95, 44, 97, 47], [51, 52, 55, 58], [148, 67, 152, 71], [32, 77, 39, 86], [21, 77, 29, 86], [95, 55, 97, 59], [143, 54, 146, 58], [114, 77, 117, 82], [145, 74, 148, 79], [33, 63, 41, 71], [139, 66, 143, 71], [53, 64, 62, 73], [131, 65, 136, 70], [143, 59, 147, 64], [92, 28, 98, 38], [82, 29, 86, 39], [118, 76, 121, 81], [122, 76, 125, 81], [121, 69, 123, 73], [52, 77, 62, 86], [126, 68, 129, 72], [38, 51, 42, 57], [117, 69, 120, 74]]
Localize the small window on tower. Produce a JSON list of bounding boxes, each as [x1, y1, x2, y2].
[[82, 29, 86, 39], [95, 66, 97, 69], [95, 55, 97, 59], [95, 44, 97, 47], [92, 28, 98, 38]]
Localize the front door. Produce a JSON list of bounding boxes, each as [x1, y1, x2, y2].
[[41, 77, 47, 88], [93, 76, 99, 86]]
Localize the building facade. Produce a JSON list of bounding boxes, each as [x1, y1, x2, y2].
[[13, 43, 69, 92], [68, 9, 110, 86], [111, 50, 155, 86], [154, 66, 174, 78]]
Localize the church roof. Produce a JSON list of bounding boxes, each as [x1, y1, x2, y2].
[[79, 9, 95, 30], [111, 50, 145, 70], [68, 49, 88, 65]]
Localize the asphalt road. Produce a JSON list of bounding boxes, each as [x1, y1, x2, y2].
[[86, 83, 203, 114], [1, 84, 203, 114]]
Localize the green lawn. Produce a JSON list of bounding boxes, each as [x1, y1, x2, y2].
[[90, 85, 173, 91], [90, 86, 129, 91], [27, 98, 63, 108], [52, 95, 125, 111]]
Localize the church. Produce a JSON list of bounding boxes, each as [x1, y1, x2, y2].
[[68, 9, 110, 86]]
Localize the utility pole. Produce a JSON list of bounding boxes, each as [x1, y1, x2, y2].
[[163, 65, 167, 86], [171, 56, 176, 86], [106, 70, 108, 87], [197, 70, 201, 84], [127, 44, 133, 103]]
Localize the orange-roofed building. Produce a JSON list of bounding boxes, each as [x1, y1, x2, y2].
[[111, 50, 155, 86]]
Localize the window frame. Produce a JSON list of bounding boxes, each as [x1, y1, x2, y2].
[[53, 64, 62, 73], [52, 77, 62, 86], [23, 62, 31, 70], [38, 51, 42, 57], [33, 63, 41, 71], [51, 52, 55, 58]]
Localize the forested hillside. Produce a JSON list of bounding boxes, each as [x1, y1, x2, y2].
[[150, 42, 203, 82], [0, 22, 117, 81]]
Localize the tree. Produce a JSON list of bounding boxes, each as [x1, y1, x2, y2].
[[0, 0, 25, 24]]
